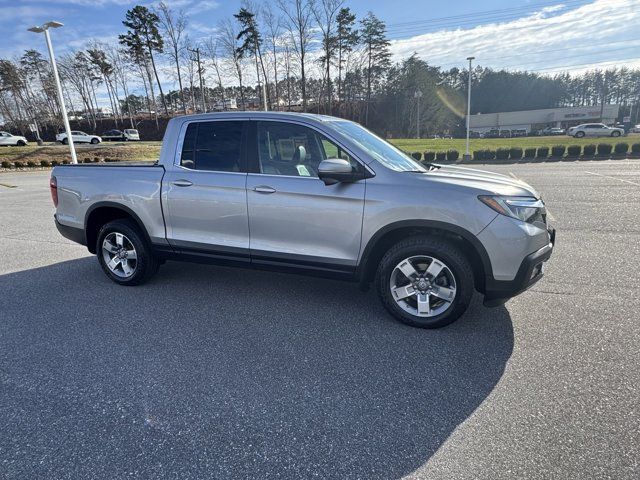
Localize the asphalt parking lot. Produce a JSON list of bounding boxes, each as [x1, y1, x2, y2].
[[1, 160, 638, 479]]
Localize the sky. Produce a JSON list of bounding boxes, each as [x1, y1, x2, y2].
[[1, 0, 639, 104]]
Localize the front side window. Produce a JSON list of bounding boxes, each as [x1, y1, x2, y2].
[[256, 121, 360, 177], [329, 120, 427, 172], [180, 121, 244, 172]]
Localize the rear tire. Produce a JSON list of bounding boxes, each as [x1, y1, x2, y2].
[[376, 236, 474, 328], [62, 138, 68, 145], [16, 140, 26, 146], [90, 138, 99, 144], [96, 219, 159, 286]]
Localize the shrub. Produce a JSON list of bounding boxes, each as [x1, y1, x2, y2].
[[614, 142, 628, 155], [51, 160, 60, 167], [26, 160, 37, 168], [597, 143, 612, 156], [14, 161, 24, 168], [473, 150, 484, 161], [551, 145, 566, 157], [411, 151, 422, 161], [583, 144, 596, 156], [509, 147, 523, 160], [435, 151, 446, 162], [82, 158, 93, 163], [93, 157, 101, 163], [446, 149, 459, 162], [62, 159, 70, 164], [631, 143, 640, 154], [40, 160, 51, 167], [536, 147, 549, 158], [1, 160, 12, 169], [496, 148, 510, 160], [423, 151, 435, 162], [567, 145, 581, 157], [524, 147, 536, 158]]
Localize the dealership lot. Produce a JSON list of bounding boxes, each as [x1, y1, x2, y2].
[[0, 161, 638, 479]]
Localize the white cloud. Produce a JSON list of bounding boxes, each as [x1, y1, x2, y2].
[[390, 0, 640, 74]]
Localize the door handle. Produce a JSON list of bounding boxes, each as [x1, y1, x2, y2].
[[253, 185, 276, 194], [172, 179, 193, 187]]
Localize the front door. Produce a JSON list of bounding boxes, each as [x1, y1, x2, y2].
[[163, 120, 250, 261], [246, 120, 366, 273]]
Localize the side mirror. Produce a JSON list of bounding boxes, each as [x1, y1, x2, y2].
[[318, 158, 358, 185]]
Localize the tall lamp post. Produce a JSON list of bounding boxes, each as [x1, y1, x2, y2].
[[414, 90, 423, 139], [464, 56, 475, 162], [28, 21, 77, 164]]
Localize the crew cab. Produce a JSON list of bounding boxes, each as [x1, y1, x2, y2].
[[51, 112, 555, 328], [56, 131, 102, 144]]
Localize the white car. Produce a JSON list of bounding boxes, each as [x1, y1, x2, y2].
[[0, 131, 28, 146], [567, 123, 624, 138], [56, 131, 102, 145]]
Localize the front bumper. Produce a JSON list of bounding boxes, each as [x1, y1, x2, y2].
[[483, 226, 555, 307]]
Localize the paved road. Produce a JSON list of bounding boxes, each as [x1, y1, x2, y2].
[[0, 161, 638, 479]]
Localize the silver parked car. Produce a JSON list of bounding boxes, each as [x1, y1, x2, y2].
[[51, 112, 555, 328], [567, 123, 624, 138]]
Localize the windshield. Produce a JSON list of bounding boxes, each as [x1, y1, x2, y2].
[[329, 121, 427, 172]]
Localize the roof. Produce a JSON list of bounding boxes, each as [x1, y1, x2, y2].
[[173, 111, 345, 123]]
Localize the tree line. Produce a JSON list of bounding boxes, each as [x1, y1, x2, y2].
[[1, 0, 639, 140]]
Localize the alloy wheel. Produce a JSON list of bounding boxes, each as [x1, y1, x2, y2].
[[101, 232, 138, 278]]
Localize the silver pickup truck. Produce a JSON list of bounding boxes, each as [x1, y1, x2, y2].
[[52, 112, 555, 328]]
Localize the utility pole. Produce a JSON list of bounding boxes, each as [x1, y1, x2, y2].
[[414, 90, 423, 139], [189, 47, 206, 113], [464, 56, 475, 162], [600, 75, 608, 122], [28, 21, 77, 163]]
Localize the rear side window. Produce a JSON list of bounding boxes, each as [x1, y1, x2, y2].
[[180, 121, 244, 172]]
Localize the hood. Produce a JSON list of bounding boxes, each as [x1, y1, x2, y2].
[[418, 164, 540, 197]]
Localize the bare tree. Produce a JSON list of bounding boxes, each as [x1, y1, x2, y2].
[[277, 0, 313, 110], [157, 1, 188, 114], [313, 0, 343, 114], [204, 37, 227, 110], [262, 3, 282, 109]]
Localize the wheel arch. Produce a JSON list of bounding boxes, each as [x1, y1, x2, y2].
[[357, 220, 493, 293], [85, 202, 151, 254]]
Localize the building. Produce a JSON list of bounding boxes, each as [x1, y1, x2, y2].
[[468, 104, 620, 134]]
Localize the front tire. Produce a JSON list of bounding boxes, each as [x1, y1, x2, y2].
[[376, 236, 474, 328], [574, 131, 585, 138], [62, 138, 68, 145], [90, 138, 100, 144], [16, 140, 26, 146], [96, 219, 159, 286], [612, 131, 621, 137]]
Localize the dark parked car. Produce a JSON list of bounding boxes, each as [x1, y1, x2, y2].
[[102, 129, 140, 141]]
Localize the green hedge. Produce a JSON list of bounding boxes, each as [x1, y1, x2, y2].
[[26, 160, 37, 168], [536, 147, 549, 158], [51, 160, 60, 167], [551, 145, 566, 157], [446, 149, 459, 162], [567, 145, 581, 156], [1, 160, 11, 169], [632, 143, 640, 154], [509, 147, 523, 160], [424, 151, 435, 162], [597, 143, 612, 156], [583, 144, 596, 156], [435, 151, 446, 162], [14, 161, 24, 168], [524, 148, 536, 158], [411, 152, 422, 161], [496, 148, 510, 160], [614, 142, 628, 154]]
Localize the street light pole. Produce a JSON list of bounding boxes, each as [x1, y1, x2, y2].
[[28, 22, 77, 164], [465, 56, 475, 162], [414, 90, 423, 139]]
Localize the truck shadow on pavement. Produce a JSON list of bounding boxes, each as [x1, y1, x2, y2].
[[1, 257, 514, 479]]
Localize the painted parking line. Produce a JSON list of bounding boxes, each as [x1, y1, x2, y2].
[[584, 171, 640, 187], [0, 183, 17, 188]]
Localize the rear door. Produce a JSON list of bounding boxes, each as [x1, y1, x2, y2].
[[162, 119, 250, 262], [245, 120, 366, 273]]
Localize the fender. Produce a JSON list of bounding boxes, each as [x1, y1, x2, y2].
[[84, 201, 154, 253], [357, 219, 494, 285]]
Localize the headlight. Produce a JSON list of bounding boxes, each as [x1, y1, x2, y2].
[[479, 195, 545, 224]]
